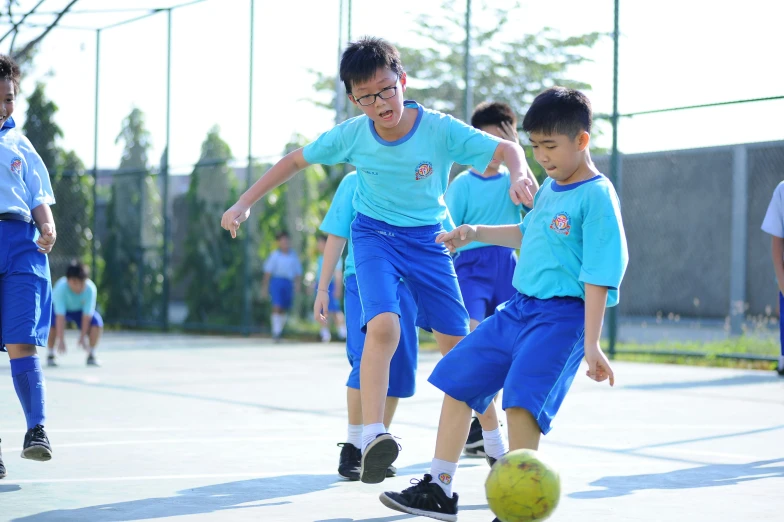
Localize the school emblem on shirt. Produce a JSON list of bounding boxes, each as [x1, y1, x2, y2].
[[415, 161, 433, 180], [550, 212, 571, 235], [10, 157, 22, 176]]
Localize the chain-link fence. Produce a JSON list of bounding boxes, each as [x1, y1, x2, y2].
[[14, 0, 784, 359]]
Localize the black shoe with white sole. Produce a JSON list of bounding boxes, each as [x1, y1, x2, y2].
[[360, 433, 399, 484], [379, 474, 458, 522], [21, 425, 52, 461], [463, 416, 485, 457], [337, 442, 361, 481]]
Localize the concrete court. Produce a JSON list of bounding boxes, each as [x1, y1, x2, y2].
[[0, 331, 782, 522]]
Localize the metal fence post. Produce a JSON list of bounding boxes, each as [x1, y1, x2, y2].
[[729, 145, 749, 335]]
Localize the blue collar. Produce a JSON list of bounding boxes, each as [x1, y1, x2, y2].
[[369, 100, 423, 146], [1, 116, 16, 130], [550, 174, 602, 192], [469, 167, 505, 181]]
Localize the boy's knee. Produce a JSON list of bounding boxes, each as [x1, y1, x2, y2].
[[366, 312, 400, 346]]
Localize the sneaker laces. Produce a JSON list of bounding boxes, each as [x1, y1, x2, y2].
[[399, 474, 451, 510], [30, 425, 46, 441], [401, 474, 436, 494]]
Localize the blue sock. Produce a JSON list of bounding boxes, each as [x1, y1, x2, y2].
[[10, 355, 46, 429]]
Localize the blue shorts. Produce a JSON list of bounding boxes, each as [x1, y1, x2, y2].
[[344, 275, 418, 398], [454, 246, 518, 322], [51, 307, 104, 328], [0, 221, 52, 352], [327, 281, 342, 313], [269, 277, 294, 310], [351, 213, 469, 336], [428, 293, 585, 434]]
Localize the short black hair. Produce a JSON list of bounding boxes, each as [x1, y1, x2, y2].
[[275, 231, 290, 240], [0, 54, 21, 94], [471, 101, 516, 130], [66, 260, 89, 281], [522, 87, 592, 139], [340, 37, 404, 95]]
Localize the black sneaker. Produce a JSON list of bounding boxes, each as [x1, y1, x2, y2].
[[86, 355, 101, 367], [379, 474, 458, 522], [337, 442, 361, 481], [360, 433, 399, 484], [47, 355, 58, 368], [386, 463, 397, 477], [21, 425, 52, 461], [463, 417, 485, 457], [0, 438, 6, 478], [777, 365, 784, 377], [487, 455, 497, 467]]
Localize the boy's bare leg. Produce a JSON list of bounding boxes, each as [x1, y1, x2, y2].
[[506, 407, 541, 450], [469, 319, 481, 332], [347, 387, 362, 425], [360, 312, 400, 427], [88, 325, 102, 352], [433, 394, 474, 462], [433, 330, 500, 432], [383, 396, 399, 428]]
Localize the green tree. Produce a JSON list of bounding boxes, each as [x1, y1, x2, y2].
[[176, 126, 244, 325], [23, 82, 93, 277], [313, 0, 602, 181], [100, 108, 163, 325]]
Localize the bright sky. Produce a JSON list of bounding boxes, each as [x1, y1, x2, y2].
[[4, 0, 783, 172]]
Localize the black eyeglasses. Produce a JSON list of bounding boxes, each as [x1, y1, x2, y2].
[[353, 86, 398, 107]]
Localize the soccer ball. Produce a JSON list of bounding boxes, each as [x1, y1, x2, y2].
[[485, 449, 560, 522]]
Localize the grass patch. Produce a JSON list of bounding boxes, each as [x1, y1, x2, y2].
[[420, 333, 779, 371]]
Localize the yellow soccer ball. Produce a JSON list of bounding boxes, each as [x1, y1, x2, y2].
[[485, 449, 560, 522]]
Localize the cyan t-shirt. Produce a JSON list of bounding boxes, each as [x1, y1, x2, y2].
[[302, 100, 501, 227], [52, 277, 98, 315], [446, 167, 525, 252], [513, 175, 628, 307], [319, 172, 358, 278], [315, 253, 344, 285], [762, 181, 784, 238]]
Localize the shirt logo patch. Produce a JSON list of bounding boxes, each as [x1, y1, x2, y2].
[[415, 161, 433, 180], [550, 212, 571, 235], [10, 157, 22, 176]]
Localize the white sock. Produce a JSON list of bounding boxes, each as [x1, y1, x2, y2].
[[778, 355, 784, 371], [281, 314, 289, 328], [347, 424, 363, 448], [338, 325, 347, 339], [320, 326, 331, 341], [271, 314, 282, 336], [430, 458, 458, 497], [482, 427, 508, 459], [361, 423, 387, 454]]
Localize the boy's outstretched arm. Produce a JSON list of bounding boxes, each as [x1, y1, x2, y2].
[[313, 234, 347, 324], [436, 223, 522, 252], [771, 236, 784, 295], [584, 283, 614, 386], [221, 149, 311, 238], [492, 141, 539, 207]]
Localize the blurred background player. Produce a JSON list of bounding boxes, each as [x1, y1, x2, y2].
[[761, 180, 784, 376], [315, 171, 419, 480], [262, 231, 302, 341], [47, 260, 103, 367], [0, 53, 58, 476], [446, 101, 539, 458], [314, 234, 347, 343]]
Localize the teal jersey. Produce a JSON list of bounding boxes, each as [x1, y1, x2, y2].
[[302, 100, 501, 227], [513, 175, 628, 307], [315, 253, 344, 285], [52, 277, 98, 315], [319, 172, 358, 278], [446, 167, 524, 252]]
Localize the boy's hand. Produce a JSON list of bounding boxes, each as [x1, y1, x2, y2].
[[313, 289, 330, 325], [584, 342, 614, 386], [510, 178, 535, 208], [36, 223, 56, 253], [78, 335, 88, 351], [221, 201, 251, 238], [436, 224, 477, 253], [498, 121, 520, 145]]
